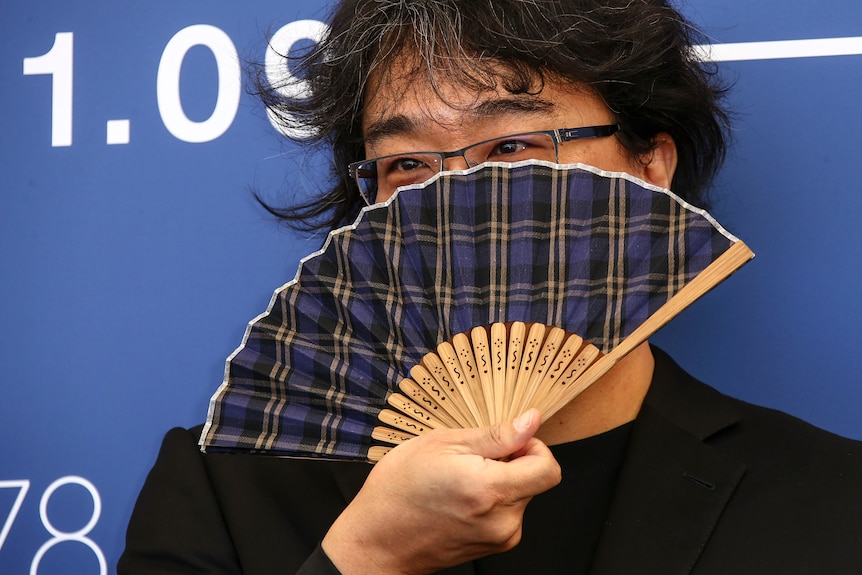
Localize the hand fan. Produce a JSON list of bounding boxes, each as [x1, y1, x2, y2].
[[200, 160, 753, 462]]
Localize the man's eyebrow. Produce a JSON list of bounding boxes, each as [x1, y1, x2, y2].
[[471, 96, 555, 118], [363, 115, 418, 147], [363, 96, 556, 146]]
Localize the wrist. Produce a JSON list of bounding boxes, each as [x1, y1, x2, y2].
[[322, 513, 411, 575]]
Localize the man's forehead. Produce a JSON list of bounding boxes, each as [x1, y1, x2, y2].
[[361, 50, 553, 127], [361, 92, 558, 146]]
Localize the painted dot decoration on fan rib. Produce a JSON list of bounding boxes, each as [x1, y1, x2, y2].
[[200, 160, 753, 462]]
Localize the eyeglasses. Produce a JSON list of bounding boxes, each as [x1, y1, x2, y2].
[[348, 124, 620, 204]]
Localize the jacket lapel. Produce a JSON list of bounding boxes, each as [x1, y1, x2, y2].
[[590, 348, 747, 575]]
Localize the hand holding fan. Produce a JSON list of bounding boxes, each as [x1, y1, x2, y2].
[[200, 161, 753, 462]]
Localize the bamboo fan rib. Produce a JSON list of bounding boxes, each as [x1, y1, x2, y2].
[[370, 322, 602, 461], [200, 160, 753, 462]]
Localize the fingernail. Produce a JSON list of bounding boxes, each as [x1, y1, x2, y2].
[[513, 410, 533, 432]]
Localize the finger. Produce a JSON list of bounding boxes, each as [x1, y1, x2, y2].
[[461, 408, 542, 461], [495, 437, 561, 498]]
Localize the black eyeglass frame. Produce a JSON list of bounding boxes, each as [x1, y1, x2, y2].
[[348, 123, 621, 204]]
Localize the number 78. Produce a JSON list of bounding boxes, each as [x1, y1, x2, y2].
[[0, 477, 106, 575]]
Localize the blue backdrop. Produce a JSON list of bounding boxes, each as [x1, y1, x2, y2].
[[1, 1, 860, 572]]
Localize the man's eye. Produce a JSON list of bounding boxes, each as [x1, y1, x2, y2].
[[378, 155, 437, 188], [391, 157, 428, 172], [491, 140, 530, 157]]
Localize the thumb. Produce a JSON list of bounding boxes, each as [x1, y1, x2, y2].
[[462, 408, 542, 461]]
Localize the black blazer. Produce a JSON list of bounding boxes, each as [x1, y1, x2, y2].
[[118, 347, 862, 574]]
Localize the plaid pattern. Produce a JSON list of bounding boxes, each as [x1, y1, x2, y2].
[[201, 161, 740, 460]]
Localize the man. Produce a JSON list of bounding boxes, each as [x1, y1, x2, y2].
[[119, 1, 862, 574]]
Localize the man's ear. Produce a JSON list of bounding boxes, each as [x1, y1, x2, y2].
[[641, 133, 678, 190]]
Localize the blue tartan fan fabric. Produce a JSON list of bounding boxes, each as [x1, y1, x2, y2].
[[200, 161, 742, 460]]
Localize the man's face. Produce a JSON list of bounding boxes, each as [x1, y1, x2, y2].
[[361, 62, 675, 203]]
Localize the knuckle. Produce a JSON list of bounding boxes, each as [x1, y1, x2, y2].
[[486, 423, 505, 447], [549, 461, 563, 485], [488, 516, 523, 550], [461, 487, 500, 516]]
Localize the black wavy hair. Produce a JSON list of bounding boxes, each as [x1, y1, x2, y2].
[[257, 0, 730, 231]]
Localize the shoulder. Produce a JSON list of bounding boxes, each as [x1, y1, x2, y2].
[[646, 345, 862, 518], [121, 425, 371, 574], [648, 346, 862, 463], [157, 425, 372, 523]]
